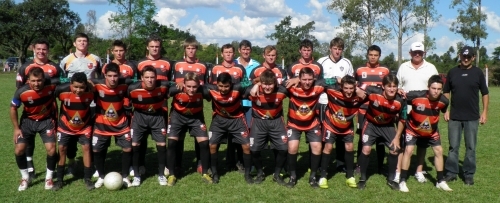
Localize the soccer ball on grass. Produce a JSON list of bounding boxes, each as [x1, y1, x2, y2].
[[104, 172, 123, 190]]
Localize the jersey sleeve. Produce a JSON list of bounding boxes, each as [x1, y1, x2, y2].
[[398, 96, 407, 121], [242, 84, 254, 100], [168, 85, 182, 97], [280, 67, 288, 83], [442, 68, 453, 93], [249, 67, 257, 81], [16, 62, 29, 88], [478, 69, 489, 95], [440, 94, 450, 113], [405, 90, 426, 104], [317, 63, 324, 79], [11, 87, 24, 108], [54, 83, 68, 101]]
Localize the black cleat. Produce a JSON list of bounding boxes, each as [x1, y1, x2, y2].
[[357, 180, 366, 190], [85, 179, 95, 191], [212, 174, 220, 184], [464, 177, 474, 186], [387, 180, 400, 190], [244, 175, 254, 184], [52, 181, 63, 191], [443, 175, 457, 182], [236, 162, 245, 174], [286, 177, 297, 188], [254, 173, 265, 184], [309, 177, 319, 188], [273, 175, 286, 186]]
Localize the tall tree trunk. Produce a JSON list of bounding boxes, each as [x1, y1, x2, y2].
[[476, 0, 481, 67]]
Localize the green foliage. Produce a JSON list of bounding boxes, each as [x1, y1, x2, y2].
[[381, 52, 399, 71]]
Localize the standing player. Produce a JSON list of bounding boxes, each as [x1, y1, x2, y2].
[[356, 75, 406, 190], [101, 40, 137, 79], [286, 39, 323, 81], [318, 75, 364, 189], [247, 70, 289, 185], [15, 39, 64, 180], [52, 73, 95, 191], [285, 67, 325, 188], [10, 67, 59, 191], [92, 63, 134, 188], [249, 45, 287, 85], [166, 72, 212, 186], [398, 75, 452, 192], [127, 66, 169, 187], [354, 45, 390, 175]]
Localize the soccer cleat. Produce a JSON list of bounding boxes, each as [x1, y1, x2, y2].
[[131, 177, 141, 187], [167, 175, 177, 186], [212, 174, 220, 184], [66, 164, 75, 177], [254, 173, 265, 184], [286, 177, 297, 188], [464, 177, 474, 186], [129, 166, 134, 177], [336, 165, 347, 174], [202, 174, 213, 184], [309, 177, 319, 188], [250, 166, 257, 176], [139, 166, 146, 175], [387, 180, 400, 190], [94, 178, 104, 188], [18, 179, 29, 191], [354, 165, 361, 175], [357, 180, 366, 190], [52, 181, 63, 191], [399, 181, 409, 192], [273, 175, 286, 186], [85, 179, 95, 191], [346, 177, 357, 188], [122, 178, 132, 188], [436, 181, 453, 191], [158, 175, 167, 186], [197, 164, 203, 174], [318, 177, 328, 189], [443, 175, 457, 182], [44, 179, 54, 190], [93, 170, 99, 178], [164, 167, 170, 177], [28, 171, 36, 183], [415, 172, 427, 183], [236, 162, 245, 174], [245, 175, 254, 184]]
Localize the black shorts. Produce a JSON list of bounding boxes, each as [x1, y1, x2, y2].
[[92, 134, 132, 152], [250, 118, 287, 151], [17, 117, 56, 144], [131, 112, 167, 143], [167, 110, 207, 139], [404, 134, 441, 147], [361, 121, 397, 151], [287, 126, 322, 143], [57, 131, 91, 146], [209, 115, 249, 145], [323, 128, 354, 144]]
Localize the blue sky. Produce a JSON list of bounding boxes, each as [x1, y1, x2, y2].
[[67, 0, 500, 59]]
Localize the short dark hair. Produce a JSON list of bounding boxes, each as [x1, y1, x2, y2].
[[28, 67, 44, 78], [299, 39, 314, 50], [141, 65, 156, 77], [427, 75, 443, 87], [382, 74, 398, 87], [216, 72, 232, 84], [259, 70, 277, 85], [71, 72, 87, 84], [367, 45, 382, 55], [105, 62, 119, 74], [112, 40, 127, 51], [330, 37, 345, 49], [341, 75, 356, 86], [239, 40, 252, 49], [146, 34, 162, 46], [221, 44, 235, 53], [33, 39, 50, 49], [74, 33, 89, 42], [299, 67, 314, 78]]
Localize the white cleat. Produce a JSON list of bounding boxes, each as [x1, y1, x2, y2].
[[415, 172, 427, 183], [18, 179, 29, 191], [94, 178, 104, 188], [93, 170, 99, 178], [158, 175, 167, 186], [436, 181, 453, 191], [164, 167, 170, 177], [44, 179, 53, 190], [123, 178, 132, 188], [131, 177, 141, 187], [399, 181, 409, 192]]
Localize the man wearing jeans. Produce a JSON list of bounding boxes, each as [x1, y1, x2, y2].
[[443, 46, 489, 186]]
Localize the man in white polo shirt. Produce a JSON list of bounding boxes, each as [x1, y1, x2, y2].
[[396, 41, 438, 183]]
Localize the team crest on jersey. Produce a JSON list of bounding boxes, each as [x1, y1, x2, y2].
[[373, 100, 379, 107], [340, 66, 344, 71], [48, 69, 55, 77], [179, 68, 184, 74], [362, 72, 367, 78], [256, 100, 261, 106], [138, 95, 143, 101], [122, 70, 130, 77], [281, 135, 288, 143], [99, 90, 105, 97], [38, 105, 47, 115], [294, 69, 300, 76], [87, 63, 94, 69], [333, 109, 347, 122], [419, 118, 432, 132], [105, 105, 118, 121], [70, 112, 83, 126], [362, 134, 369, 143], [374, 114, 385, 123], [298, 104, 312, 116], [378, 72, 384, 79], [147, 105, 156, 113], [196, 68, 200, 72]]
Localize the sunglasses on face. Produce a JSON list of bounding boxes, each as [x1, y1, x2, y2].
[[411, 51, 424, 55], [462, 55, 473, 59]]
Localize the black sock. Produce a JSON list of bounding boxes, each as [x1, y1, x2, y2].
[[83, 166, 93, 180], [167, 140, 178, 176], [16, 154, 28, 169], [210, 153, 218, 175], [308, 145, 312, 169], [437, 171, 444, 182], [156, 145, 166, 176], [132, 146, 141, 178], [243, 153, 252, 176], [195, 139, 201, 165], [93, 151, 105, 179], [26, 142, 34, 170], [376, 144, 386, 170], [400, 169, 408, 182], [310, 154, 321, 178], [387, 154, 398, 181], [198, 141, 210, 174], [139, 138, 147, 167], [175, 140, 184, 168], [320, 152, 331, 178], [236, 144, 243, 164], [122, 151, 131, 177], [356, 139, 363, 160], [56, 165, 65, 181], [274, 150, 286, 178], [251, 151, 263, 174], [287, 153, 298, 178], [345, 151, 355, 178], [226, 138, 235, 168], [358, 153, 370, 181]]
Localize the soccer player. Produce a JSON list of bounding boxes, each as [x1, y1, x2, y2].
[[354, 45, 390, 175], [10, 67, 59, 191], [286, 39, 323, 81], [166, 72, 212, 186], [15, 39, 64, 180], [398, 75, 452, 192], [356, 74, 405, 190], [127, 66, 169, 187], [204, 72, 252, 183], [247, 70, 289, 185], [318, 75, 364, 189], [101, 40, 137, 79], [249, 45, 287, 85], [285, 67, 325, 188], [52, 72, 95, 191], [92, 63, 134, 188]]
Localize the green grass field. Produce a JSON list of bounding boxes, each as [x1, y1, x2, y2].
[[1, 72, 499, 202]]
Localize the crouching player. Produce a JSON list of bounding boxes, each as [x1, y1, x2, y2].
[[247, 70, 289, 185], [10, 67, 59, 191], [53, 73, 95, 190], [356, 75, 406, 190], [92, 63, 134, 188], [398, 75, 452, 192], [319, 75, 364, 189]]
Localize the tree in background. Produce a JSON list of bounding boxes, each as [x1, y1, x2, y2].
[[416, 0, 441, 55]]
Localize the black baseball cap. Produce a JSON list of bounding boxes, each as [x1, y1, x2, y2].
[[460, 46, 475, 57]]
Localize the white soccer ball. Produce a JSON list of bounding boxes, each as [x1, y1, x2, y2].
[[104, 172, 123, 191]]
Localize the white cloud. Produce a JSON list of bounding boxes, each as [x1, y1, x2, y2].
[[155, 0, 233, 9], [69, 0, 107, 4], [484, 9, 500, 33], [242, 0, 293, 18], [154, 8, 187, 27], [434, 36, 462, 56], [95, 11, 116, 39]]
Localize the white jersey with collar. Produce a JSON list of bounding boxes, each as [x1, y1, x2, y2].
[[317, 55, 353, 104]]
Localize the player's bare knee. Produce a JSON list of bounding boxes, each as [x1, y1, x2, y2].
[[122, 148, 131, 153], [323, 143, 333, 154], [242, 144, 251, 154], [14, 145, 26, 156], [156, 142, 166, 147], [362, 146, 371, 155], [345, 143, 354, 152], [433, 146, 443, 156], [310, 142, 322, 155], [81, 144, 91, 152]]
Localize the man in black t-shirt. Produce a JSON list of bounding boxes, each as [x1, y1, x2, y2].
[[443, 46, 489, 186]]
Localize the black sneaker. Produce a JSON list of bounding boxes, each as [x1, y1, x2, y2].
[[28, 171, 36, 183], [244, 175, 254, 184], [464, 177, 474, 186], [273, 175, 286, 186], [386, 180, 399, 190], [212, 174, 220, 184], [286, 177, 297, 188], [444, 175, 457, 182], [309, 177, 319, 188], [52, 181, 63, 191], [357, 180, 366, 190], [254, 173, 265, 184], [85, 179, 95, 191]]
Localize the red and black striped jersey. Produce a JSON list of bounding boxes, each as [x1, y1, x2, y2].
[[207, 63, 246, 84], [127, 81, 169, 114], [55, 83, 94, 135], [101, 61, 138, 79], [168, 85, 207, 116], [362, 86, 406, 125], [204, 84, 246, 118], [245, 85, 288, 119], [405, 90, 449, 137], [355, 63, 390, 112], [137, 57, 173, 81], [11, 78, 58, 121], [16, 60, 64, 88], [249, 66, 287, 85], [286, 61, 323, 79], [323, 83, 365, 135], [172, 59, 208, 85], [287, 81, 325, 131], [92, 78, 132, 136]]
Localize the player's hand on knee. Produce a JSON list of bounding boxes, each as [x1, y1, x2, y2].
[[13, 128, 22, 143]]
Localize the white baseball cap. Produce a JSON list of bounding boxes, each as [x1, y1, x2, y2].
[[410, 42, 425, 52]]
